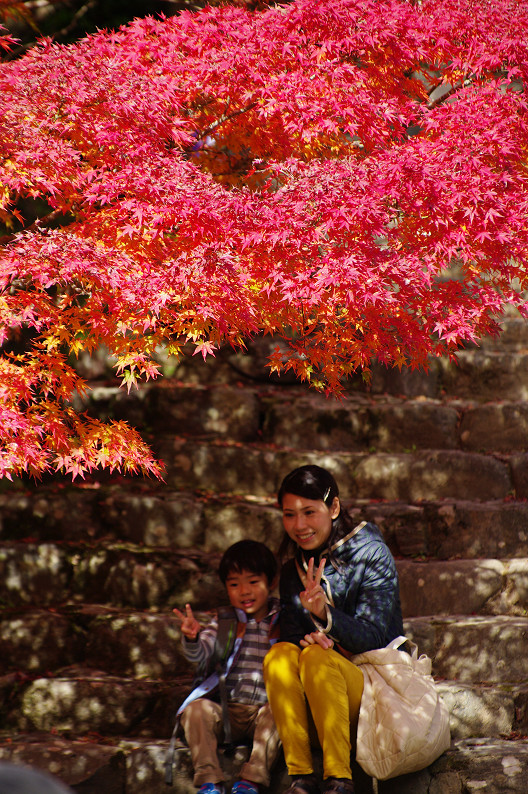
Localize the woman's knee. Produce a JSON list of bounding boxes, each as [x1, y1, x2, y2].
[[263, 641, 301, 683], [299, 643, 329, 675]]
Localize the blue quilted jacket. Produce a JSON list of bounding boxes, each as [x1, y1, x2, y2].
[[279, 521, 403, 654]]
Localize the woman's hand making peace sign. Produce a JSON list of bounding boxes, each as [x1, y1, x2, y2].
[[299, 556, 328, 621]]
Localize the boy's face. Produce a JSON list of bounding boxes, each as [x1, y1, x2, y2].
[[225, 569, 271, 622]]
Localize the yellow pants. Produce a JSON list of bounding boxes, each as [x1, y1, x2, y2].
[[263, 642, 364, 780]]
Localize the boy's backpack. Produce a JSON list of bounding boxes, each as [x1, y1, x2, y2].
[[164, 606, 239, 786], [194, 606, 238, 689]]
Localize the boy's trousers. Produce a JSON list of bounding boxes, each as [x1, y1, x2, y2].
[[180, 698, 281, 787]]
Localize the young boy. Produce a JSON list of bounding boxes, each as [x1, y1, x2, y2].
[[173, 540, 281, 794]]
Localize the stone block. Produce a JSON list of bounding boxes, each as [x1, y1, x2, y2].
[[0, 736, 127, 794], [431, 501, 528, 560], [405, 615, 528, 684], [430, 738, 528, 794], [263, 394, 369, 451], [73, 548, 224, 610], [84, 611, 187, 679], [99, 492, 205, 548], [353, 451, 511, 502], [510, 453, 528, 499], [0, 491, 100, 542], [0, 543, 70, 606], [436, 681, 514, 739], [0, 611, 82, 675], [439, 351, 528, 402], [367, 401, 459, 452], [18, 676, 160, 735], [203, 502, 283, 553], [460, 403, 528, 452], [397, 559, 504, 617], [148, 385, 261, 441]]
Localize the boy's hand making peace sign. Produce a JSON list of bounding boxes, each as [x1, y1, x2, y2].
[[173, 603, 201, 640], [299, 557, 328, 621]]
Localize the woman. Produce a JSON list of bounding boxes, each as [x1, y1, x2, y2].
[[263, 465, 403, 794]]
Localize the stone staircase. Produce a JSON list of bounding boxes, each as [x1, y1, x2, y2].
[[1, 317, 528, 793]]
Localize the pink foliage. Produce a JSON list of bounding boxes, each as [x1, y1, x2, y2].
[[1, 0, 528, 476]]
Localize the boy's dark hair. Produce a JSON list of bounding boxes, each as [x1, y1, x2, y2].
[[218, 540, 278, 586]]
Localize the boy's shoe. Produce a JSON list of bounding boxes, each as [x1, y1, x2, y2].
[[198, 784, 225, 794], [231, 781, 259, 794]]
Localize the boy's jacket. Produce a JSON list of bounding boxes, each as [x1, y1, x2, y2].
[[177, 597, 280, 718]]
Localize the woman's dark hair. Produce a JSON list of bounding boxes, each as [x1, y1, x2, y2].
[[277, 464, 356, 561], [218, 539, 278, 586]]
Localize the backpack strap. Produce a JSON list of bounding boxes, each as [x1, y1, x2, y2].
[[214, 606, 238, 752], [165, 607, 239, 785]]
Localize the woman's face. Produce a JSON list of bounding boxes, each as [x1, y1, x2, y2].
[[281, 492, 340, 551]]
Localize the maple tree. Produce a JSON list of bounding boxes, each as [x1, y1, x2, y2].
[[1, 0, 528, 479]]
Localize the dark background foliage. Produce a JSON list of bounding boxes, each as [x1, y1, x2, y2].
[[1, 0, 272, 56]]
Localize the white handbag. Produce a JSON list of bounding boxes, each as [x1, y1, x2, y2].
[[350, 636, 451, 780]]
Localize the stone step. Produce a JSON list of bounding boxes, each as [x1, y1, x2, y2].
[[1, 540, 527, 617], [2, 607, 527, 684], [404, 614, 528, 684], [89, 377, 528, 454], [3, 491, 528, 561], [0, 606, 193, 679], [1, 734, 527, 794], [154, 438, 521, 501], [398, 558, 528, 618], [2, 669, 191, 739], [0, 542, 226, 610], [2, 668, 526, 743]]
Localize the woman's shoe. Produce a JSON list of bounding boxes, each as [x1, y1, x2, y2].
[[284, 774, 320, 794], [322, 777, 354, 794]]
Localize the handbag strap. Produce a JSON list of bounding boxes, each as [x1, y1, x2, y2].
[[386, 635, 418, 658]]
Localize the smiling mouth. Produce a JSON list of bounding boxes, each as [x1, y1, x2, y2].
[[297, 533, 315, 543]]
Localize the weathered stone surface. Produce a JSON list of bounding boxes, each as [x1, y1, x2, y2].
[[0, 543, 70, 606], [439, 350, 528, 402], [354, 498, 528, 560], [460, 402, 528, 452], [430, 739, 528, 794], [485, 558, 528, 616], [0, 611, 82, 675], [509, 452, 528, 499], [428, 501, 528, 560], [13, 673, 189, 738], [263, 396, 460, 452], [369, 359, 441, 399], [158, 440, 512, 502], [73, 548, 224, 609], [353, 451, 511, 502], [0, 490, 101, 542], [0, 736, 127, 793], [18, 676, 158, 735], [263, 394, 370, 451], [405, 615, 528, 683], [397, 559, 505, 617], [367, 401, 460, 452], [99, 492, 205, 548], [147, 384, 261, 440], [84, 611, 193, 679], [203, 501, 283, 552], [436, 682, 514, 739]]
